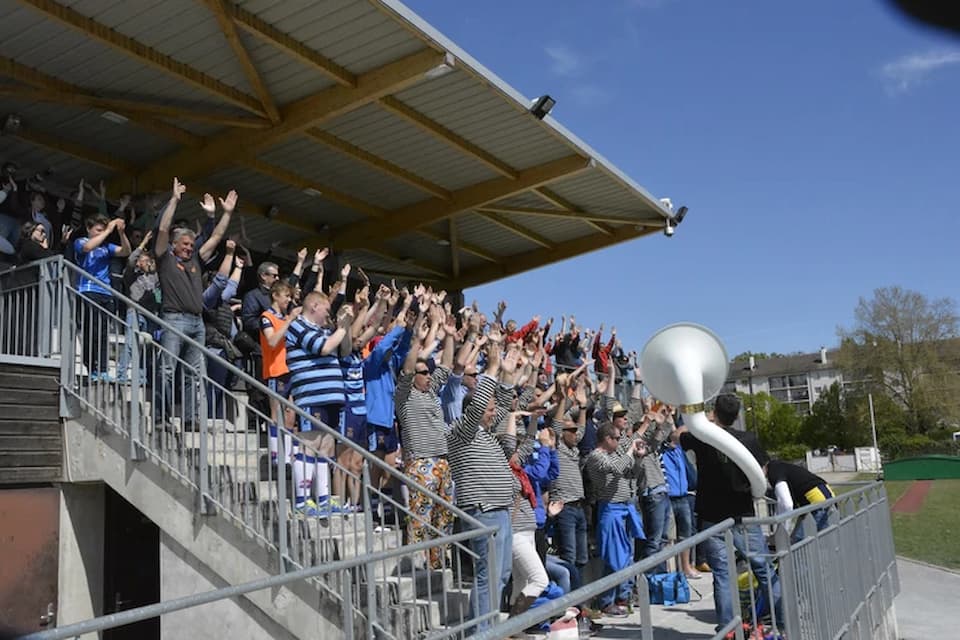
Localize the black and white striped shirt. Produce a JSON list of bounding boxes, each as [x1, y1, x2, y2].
[[550, 418, 585, 504], [395, 365, 451, 459], [584, 434, 642, 503], [447, 375, 518, 511]]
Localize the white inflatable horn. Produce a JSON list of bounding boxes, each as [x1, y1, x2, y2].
[[641, 323, 768, 502]]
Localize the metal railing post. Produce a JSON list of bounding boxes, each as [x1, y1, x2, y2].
[[361, 461, 376, 638], [486, 529, 498, 622], [198, 359, 210, 515], [58, 260, 77, 418], [341, 569, 354, 639], [724, 529, 745, 640], [128, 318, 143, 461], [276, 419, 288, 574], [38, 260, 53, 357]]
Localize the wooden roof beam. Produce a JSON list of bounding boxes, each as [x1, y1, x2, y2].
[[244, 159, 387, 220], [533, 186, 614, 235], [18, 0, 267, 117], [475, 210, 554, 249], [331, 154, 592, 249], [414, 226, 498, 263], [13, 128, 136, 173], [0, 56, 202, 148], [109, 48, 447, 194], [229, 4, 356, 88], [0, 86, 270, 129], [378, 95, 518, 179], [479, 204, 661, 227], [443, 226, 658, 290], [304, 128, 450, 200], [202, 0, 280, 123]]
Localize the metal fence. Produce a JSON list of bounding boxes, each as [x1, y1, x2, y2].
[[0, 256, 500, 639]]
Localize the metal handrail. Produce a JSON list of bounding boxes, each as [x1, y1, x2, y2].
[[2, 255, 502, 637], [470, 519, 737, 640], [18, 525, 498, 640]]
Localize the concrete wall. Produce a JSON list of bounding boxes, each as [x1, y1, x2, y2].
[[160, 533, 296, 640], [58, 483, 104, 640], [63, 416, 341, 639]]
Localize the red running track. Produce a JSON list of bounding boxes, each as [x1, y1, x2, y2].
[[891, 480, 933, 514]]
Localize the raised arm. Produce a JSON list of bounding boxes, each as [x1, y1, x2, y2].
[[320, 304, 354, 356], [81, 218, 122, 254], [154, 178, 186, 258], [198, 190, 236, 262]]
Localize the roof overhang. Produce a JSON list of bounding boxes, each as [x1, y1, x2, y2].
[[0, 0, 675, 288]]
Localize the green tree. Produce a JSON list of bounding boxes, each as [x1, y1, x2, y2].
[[800, 382, 871, 450], [731, 351, 785, 364], [838, 286, 960, 434], [737, 391, 801, 450]]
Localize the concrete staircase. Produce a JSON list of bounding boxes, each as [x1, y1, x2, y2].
[[0, 362, 62, 484]]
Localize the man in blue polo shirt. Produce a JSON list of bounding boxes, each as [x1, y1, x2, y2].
[[74, 214, 130, 381]]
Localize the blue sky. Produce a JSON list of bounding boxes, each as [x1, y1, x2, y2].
[[401, 0, 960, 358]]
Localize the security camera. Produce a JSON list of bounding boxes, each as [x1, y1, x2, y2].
[[663, 221, 675, 237]]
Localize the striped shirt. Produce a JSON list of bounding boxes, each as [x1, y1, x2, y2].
[[396, 365, 451, 459], [637, 420, 673, 493], [584, 434, 642, 503], [447, 375, 518, 511], [340, 351, 366, 418], [550, 417, 585, 504], [285, 317, 344, 408]]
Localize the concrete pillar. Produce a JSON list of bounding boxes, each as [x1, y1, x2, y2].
[[58, 483, 105, 640]]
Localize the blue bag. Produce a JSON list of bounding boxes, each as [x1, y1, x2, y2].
[[647, 571, 691, 606]]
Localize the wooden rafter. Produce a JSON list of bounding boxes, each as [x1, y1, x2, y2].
[[475, 210, 554, 249], [245, 159, 387, 220], [14, 128, 136, 173], [18, 0, 267, 117], [202, 0, 280, 123], [109, 49, 447, 194], [533, 187, 614, 235], [304, 128, 451, 200], [362, 247, 448, 278], [378, 95, 518, 179], [414, 227, 498, 263], [0, 86, 270, 129], [229, 4, 356, 88], [478, 204, 661, 227], [444, 225, 658, 290], [0, 56, 202, 148], [331, 155, 592, 249]]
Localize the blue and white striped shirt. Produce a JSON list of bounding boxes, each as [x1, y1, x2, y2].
[[340, 351, 366, 418], [285, 317, 344, 408]]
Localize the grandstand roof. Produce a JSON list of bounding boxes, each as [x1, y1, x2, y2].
[[0, 0, 673, 289]]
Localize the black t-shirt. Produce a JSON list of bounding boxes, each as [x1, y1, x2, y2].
[[680, 426, 769, 523], [766, 460, 824, 507], [157, 250, 203, 315]]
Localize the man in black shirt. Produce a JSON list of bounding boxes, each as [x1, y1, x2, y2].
[[675, 393, 781, 630], [154, 178, 234, 427], [766, 459, 834, 539]]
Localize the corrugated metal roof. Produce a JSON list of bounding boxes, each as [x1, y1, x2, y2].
[[0, 0, 675, 289]]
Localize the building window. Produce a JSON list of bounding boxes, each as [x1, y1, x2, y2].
[[769, 376, 786, 389]]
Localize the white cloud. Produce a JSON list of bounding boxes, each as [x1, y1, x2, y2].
[[544, 45, 584, 77], [570, 84, 614, 107], [880, 49, 960, 93]]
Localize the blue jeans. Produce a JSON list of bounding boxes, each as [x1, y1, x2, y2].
[[159, 312, 205, 424], [790, 506, 833, 542], [545, 555, 573, 594], [668, 495, 695, 540], [464, 507, 512, 632], [640, 489, 670, 572], [555, 502, 588, 585], [701, 520, 782, 629]]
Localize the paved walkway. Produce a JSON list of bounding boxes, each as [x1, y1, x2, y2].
[[895, 557, 960, 639], [591, 573, 719, 639]]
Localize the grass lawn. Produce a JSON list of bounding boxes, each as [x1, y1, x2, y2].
[[884, 479, 960, 570]]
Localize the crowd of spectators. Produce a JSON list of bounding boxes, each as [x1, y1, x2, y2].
[[1, 165, 787, 638]]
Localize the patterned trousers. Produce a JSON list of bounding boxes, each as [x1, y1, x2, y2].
[[405, 456, 455, 569]]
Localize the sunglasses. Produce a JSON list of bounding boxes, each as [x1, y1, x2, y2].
[[463, 372, 478, 377], [415, 369, 430, 376]]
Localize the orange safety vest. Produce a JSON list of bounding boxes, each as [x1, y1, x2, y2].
[[259, 309, 289, 380]]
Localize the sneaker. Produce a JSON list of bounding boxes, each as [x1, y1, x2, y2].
[[97, 372, 117, 384], [601, 604, 629, 618], [296, 499, 320, 517]]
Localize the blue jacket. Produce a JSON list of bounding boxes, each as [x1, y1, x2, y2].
[[524, 444, 560, 528], [662, 445, 689, 497], [362, 326, 411, 429]]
